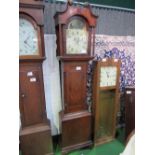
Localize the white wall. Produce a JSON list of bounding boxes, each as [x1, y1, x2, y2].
[[43, 34, 62, 135]]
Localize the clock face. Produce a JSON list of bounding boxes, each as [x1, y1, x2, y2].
[[100, 66, 117, 87], [66, 19, 88, 54], [19, 18, 39, 56]]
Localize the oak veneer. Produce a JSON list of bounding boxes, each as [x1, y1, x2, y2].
[[92, 59, 121, 146]]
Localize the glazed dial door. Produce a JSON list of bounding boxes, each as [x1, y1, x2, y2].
[[66, 18, 88, 54], [19, 18, 39, 56], [100, 66, 117, 87]]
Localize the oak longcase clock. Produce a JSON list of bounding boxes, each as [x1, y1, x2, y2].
[[92, 58, 121, 146], [54, 1, 97, 154], [19, 0, 54, 155]]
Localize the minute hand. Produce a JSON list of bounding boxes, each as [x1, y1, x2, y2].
[[24, 40, 31, 48]]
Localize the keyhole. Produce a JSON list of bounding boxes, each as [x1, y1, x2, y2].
[[21, 94, 25, 98]]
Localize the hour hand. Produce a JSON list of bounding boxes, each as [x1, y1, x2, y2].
[[106, 71, 109, 78], [24, 40, 31, 48]]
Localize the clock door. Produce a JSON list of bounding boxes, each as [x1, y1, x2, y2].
[[63, 62, 88, 113], [19, 64, 45, 127], [96, 90, 115, 139]]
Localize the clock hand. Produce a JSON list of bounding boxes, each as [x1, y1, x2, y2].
[[24, 40, 27, 44], [24, 40, 31, 48], [106, 71, 109, 78], [25, 35, 30, 43]]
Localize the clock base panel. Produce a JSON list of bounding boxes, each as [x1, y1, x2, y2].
[[20, 123, 54, 155], [60, 111, 93, 154]]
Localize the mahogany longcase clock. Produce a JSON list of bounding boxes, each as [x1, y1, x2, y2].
[[92, 58, 121, 146], [19, 0, 54, 155], [54, 1, 97, 154]]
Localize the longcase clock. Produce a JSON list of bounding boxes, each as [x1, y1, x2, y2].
[[54, 1, 98, 154], [19, 0, 54, 155], [92, 58, 121, 146]]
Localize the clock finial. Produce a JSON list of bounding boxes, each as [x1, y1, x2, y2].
[[68, 0, 73, 5]]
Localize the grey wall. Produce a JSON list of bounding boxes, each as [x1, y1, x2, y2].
[[44, 2, 135, 36]]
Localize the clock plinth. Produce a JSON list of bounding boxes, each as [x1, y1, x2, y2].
[[60, 111, 93, 154], [20, 123, 54, 155], [54, 1, 98, 153], [19, 1, 54, 155], [92, 59, 121, 146]]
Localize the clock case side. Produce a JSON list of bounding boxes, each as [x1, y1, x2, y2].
[[125, 87, 135, 140], [92, 59, 121, 146], [54, 1, 98, 60], [19, 1, 46, 62]]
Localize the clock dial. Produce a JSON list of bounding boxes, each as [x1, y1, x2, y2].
[[100, 66, 117, 87], [66, 19, 88, 54], [19, 18, 39, 56]]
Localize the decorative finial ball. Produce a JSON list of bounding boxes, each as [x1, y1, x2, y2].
[[68, 0, 73, 5]]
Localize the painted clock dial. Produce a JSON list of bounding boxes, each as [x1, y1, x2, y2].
[[19, 18, 39, 56], [66, 18, 88, 54], [100, 66, 117, 87]]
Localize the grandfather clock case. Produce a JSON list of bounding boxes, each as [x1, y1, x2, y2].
[[19, 1, 54, 155], [125, 87, 135, 140], [92, 59, 121, 146], [54, 1, 97, 154]]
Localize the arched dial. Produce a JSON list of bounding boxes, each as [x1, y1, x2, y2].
[[19, 18, 39, 56], [66, 18, 88, 54]]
